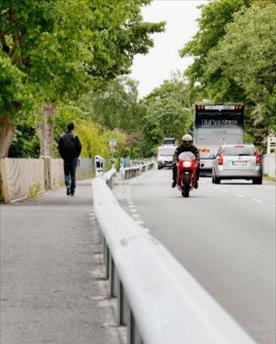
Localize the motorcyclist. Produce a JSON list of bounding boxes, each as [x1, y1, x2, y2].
[[171, 134, 200, 188]]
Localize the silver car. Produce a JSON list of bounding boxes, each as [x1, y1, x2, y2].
[[157, 146, 176, 169], [212, 144, 262, 184]]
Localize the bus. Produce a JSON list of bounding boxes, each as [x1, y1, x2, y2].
[[194, 104, 244, 175]]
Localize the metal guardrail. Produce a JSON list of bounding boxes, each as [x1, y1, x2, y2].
[[123, 166, 141, 179], [104, 167, 117, 188], [121, 161, 155, 179], [92, 169, 256, 344]]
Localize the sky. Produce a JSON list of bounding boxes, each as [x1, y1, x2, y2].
[[130, 0, 209, 98]]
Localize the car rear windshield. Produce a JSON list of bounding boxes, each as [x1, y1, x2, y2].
[[222, 146, 255, 156], [158, 147, 176, 156]]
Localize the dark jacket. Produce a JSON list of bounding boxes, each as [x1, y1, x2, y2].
[[58, 131, 82, 161], [173, 142, 199, 162]]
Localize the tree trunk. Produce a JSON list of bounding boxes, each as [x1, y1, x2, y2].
[[0, 115, 16, 158], [39, 103, 56, 157]]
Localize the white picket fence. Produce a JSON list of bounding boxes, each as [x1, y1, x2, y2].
[[263, 153, 275, 177]]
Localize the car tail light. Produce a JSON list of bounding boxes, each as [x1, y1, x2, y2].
[[255, 151, 261, 166], [217, 154, 223, 165]]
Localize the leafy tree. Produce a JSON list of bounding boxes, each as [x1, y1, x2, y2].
[[179, 0, 251, 100], [89, 76, 145, 132], [142, 75, 193, 155], [88, 0, 165, 82], [8, 123, 40, 158], [0, 0, 165, 158], [106, 128, 130, 158], [75, 122, 110, 159], [206, 4, 276, 146], [253, 0, 275, 6], [141, 114, 162, 157]]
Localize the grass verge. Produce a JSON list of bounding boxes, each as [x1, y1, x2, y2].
[[263, 175, 276, 182], [28, 183, 42, 198]]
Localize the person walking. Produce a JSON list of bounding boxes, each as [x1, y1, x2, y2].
[[58, 122, 82, 196]]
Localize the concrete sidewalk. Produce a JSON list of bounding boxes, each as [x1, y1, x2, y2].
[[0, 180, 125, 344]]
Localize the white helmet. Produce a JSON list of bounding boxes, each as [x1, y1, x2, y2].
[[182, 134, 193, 143]]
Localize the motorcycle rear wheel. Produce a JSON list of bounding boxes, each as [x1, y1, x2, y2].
[[182, 174, 190, 198]]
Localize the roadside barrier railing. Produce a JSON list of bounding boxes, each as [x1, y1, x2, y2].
[[92, 170, 256, 344], [104, 167, 117, 189], [122, 166, 141, 179], [121, 161, 155, 179]]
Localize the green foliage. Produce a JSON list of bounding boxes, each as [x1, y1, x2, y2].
[[253, 0, 276, 6], [9, 123, 40, 158], [87, 1, 165, 82], [75, 76, 148, 159], [180, 0, 251, 83], [0, 51, 27, 117], [141, 114, 162, 157], [141, 74, 193, 156], [86, 76, 145, 133], [114, 158, 121, 171], [106, 128, 130, 158], [53, 103, 86, 139], [180, 0, 275, 149], [205, 4, 276, 146], [28, 183, 42, 198], [75, 122, 110, 159], [0, 0, 164, 156]]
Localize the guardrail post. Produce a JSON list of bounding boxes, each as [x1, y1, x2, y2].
[[118, 282, 126, 326], [128, 310, 135, 344], [103, 240, 110, 279], [109, 256, 115, 297]]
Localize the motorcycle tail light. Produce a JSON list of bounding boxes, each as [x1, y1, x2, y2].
[[183, 161, 192, 168]]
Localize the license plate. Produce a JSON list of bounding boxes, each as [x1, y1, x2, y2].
[[233, 161, 247, 166]]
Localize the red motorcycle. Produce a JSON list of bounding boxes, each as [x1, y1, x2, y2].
[[177, 152, 199, 198]]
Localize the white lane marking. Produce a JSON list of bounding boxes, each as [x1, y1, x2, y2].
[[132, 214, 139, 218], [130, 208, 137, 213], [235, 193, 245, 198], [136, 221, 144, 226], [252, 198, 263, 203]]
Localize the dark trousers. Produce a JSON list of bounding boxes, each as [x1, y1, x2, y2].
[[172, 163, 200, 182], [64, 159, 78, 191]]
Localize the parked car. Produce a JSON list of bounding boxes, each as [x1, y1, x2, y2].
[[157, 145, 176, 169], [212, 144, 262, 184]]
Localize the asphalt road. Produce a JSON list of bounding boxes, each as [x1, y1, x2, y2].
[[113, 168, 275, 344]]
